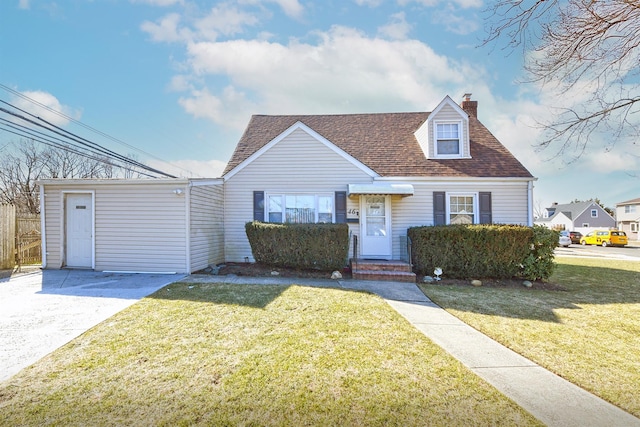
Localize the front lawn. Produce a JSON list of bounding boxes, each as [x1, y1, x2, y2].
[[419, 257, 640, 418], [0, 283, 539, 426]]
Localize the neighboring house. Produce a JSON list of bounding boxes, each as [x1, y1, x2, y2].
[[616, 197, 640, 241], [535, 201, 616, 234], [39, 94, 536, 273]]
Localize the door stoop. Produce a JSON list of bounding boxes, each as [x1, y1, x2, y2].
[[350, 259, 416, 283]]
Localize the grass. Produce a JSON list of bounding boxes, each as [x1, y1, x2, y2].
[[419, 256, 640, 418], [0, 283, 540, 426]]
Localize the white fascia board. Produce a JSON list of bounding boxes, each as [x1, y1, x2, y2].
[[37, 178, 191, 186], [374, 176, 537, 183], [223, 121, 379, 180], [428, 95, 469, 120]]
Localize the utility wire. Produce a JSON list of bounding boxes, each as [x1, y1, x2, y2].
[[0, 124, 157, 178], [0, 83, 201, 177], [0, 101, 176, 178]]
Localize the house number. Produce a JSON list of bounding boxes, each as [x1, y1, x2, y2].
[[348, 208, 359, 216]]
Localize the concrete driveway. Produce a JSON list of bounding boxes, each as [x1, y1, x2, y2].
[[0, 268, 185, 382]]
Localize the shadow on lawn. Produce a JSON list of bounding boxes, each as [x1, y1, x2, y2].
[[419, 264, 640, 323], [148, 281, 294, 309]]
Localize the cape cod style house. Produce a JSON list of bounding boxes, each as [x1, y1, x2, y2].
[[38, 94, 536, 275]]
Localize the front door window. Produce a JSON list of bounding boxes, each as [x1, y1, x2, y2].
[[365, 196, 386, 236], [361, 195, 392, 259]]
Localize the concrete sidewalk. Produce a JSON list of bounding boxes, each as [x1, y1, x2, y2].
[[0, 269, 185, 382], [186, 274, 640, 427]]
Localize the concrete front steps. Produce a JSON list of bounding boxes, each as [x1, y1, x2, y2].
[[350, 259, 416, 283]]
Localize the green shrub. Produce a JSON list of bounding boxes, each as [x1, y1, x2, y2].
[[245, 221, 349, 271], [408, 224, 546, 280], [519, 225, 558, 281]]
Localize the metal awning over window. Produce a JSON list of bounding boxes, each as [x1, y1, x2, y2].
[[347, 183, 414, 197]]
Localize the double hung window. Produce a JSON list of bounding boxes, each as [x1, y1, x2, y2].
[[267, 193, 333, 223], [449, 194, 475, 224], [435, 122, 461, 156]]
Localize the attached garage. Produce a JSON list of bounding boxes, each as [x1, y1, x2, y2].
[[39, 178, 224, 274]]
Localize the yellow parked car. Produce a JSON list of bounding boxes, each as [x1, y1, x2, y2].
[[580, 230, 628, 247]]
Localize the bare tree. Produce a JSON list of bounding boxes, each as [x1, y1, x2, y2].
[[0, 140, 45, 214], [0, 139, 141, 214], [483, 1, 640, 160]]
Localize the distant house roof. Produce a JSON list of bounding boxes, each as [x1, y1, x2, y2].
[[543, 201, 606, 222], [617, 197, 640, 206], [223, 112, 533, 178]]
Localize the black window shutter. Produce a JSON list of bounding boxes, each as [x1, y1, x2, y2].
[[335, 191, 347, 223], [433, 191, 446, 225], [479, 192, 492, 224], [253, 191, 265, 221]]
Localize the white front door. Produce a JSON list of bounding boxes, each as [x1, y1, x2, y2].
[[360, 195, 392, 259], [65, 193, 93, 268]]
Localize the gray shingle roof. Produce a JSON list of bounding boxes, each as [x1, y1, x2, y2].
[[223, 112, 533, 178]]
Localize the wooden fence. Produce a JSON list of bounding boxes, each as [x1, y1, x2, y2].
[[1, 204, 16, 269], [17, 215, 42, 266], [0, 205, 42, 269]]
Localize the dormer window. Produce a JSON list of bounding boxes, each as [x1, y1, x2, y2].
[[435, 121, 462, 157]]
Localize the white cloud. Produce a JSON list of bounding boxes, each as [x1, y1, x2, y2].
[[147, 158, 228, 178], [12, 90, 81, 127], [141, 5, 259, 43], [377, 12, 412, 40], [178, 86, 257, 130], [354, 0, 384, 7], [179, 25, 482, 125], [195, 4, 259, 41], [18, 0, 30, 10], [141, 13, 193, 42], [130, 0, 184, 6], [398, 0, 482, 8], [239, 0, 304, 19]]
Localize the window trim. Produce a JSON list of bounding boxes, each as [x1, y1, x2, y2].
[[265, 192, 335, 224], [446, 192, 478, 225], [434, 120, 463, 158]]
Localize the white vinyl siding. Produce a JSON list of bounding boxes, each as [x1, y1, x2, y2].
[[415, 101, 470, 159], [389, 180, 530, 259], [93, 185, 187, 273], [224, 127, 372, 262], [190, 184, 224, 272], [41, 179, 224, 274], [428, 104, 470, 158], [42, 187, 63, 268]]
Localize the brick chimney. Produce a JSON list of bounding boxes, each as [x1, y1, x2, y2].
[[461, 93, 477, 118]]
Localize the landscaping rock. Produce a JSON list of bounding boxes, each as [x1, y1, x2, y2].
[[423, 276, 435, 283], [471, 279, 483, 287], [331, 271, 342, 279], [270, 271, 280, 276], [523, 280, 533, 288]]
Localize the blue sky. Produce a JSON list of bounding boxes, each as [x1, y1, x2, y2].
[[1, 0, 639, 212]]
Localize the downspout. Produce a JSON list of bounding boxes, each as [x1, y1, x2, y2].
[[185, 182, 191, 274], [527, 180, 534, 227], [39, 184, 47, 269]]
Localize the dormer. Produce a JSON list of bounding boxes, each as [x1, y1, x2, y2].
[[415, 94, 473, 160]]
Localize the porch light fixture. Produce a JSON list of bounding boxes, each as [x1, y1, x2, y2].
[[173, 189, 184, 195]]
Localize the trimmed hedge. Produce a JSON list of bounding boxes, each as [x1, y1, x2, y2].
[[408, 224, 557, 281], [245, 221, 349, 271]]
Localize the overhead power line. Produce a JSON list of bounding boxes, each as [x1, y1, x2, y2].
[[0, 101, 176, 177], [0, 83, 202, 178]]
